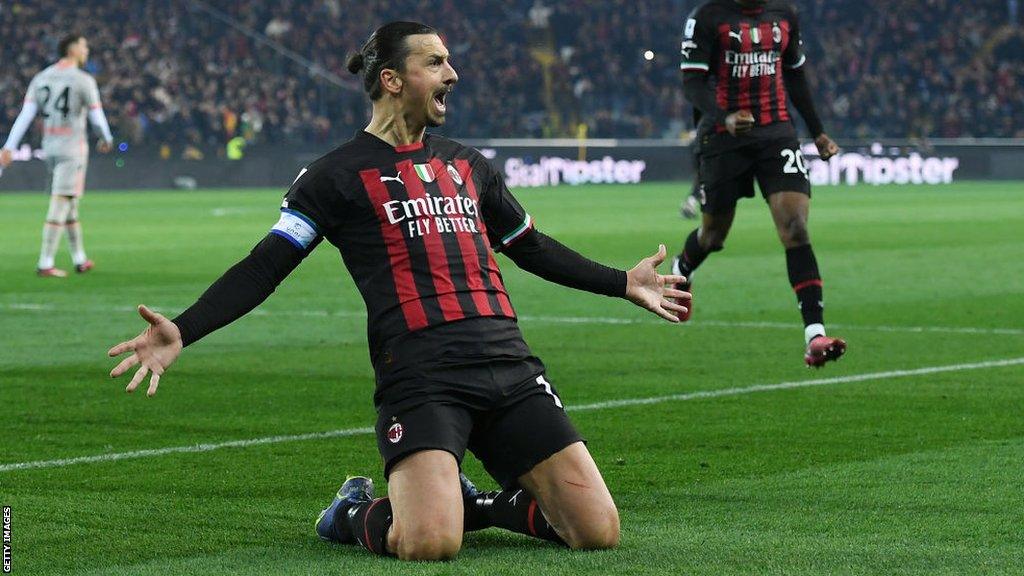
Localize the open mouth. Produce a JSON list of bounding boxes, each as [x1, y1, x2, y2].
[[432, 89, 448, 113]]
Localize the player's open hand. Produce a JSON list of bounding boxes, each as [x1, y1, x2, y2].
[[625, 244, 691, 323], [108, 305, 183, 397], [0, 148, 12, 168], [814, 133, 839, 160], [725, 110, 755, 136]]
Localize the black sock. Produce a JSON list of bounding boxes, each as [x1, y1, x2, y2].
[[786, 244, 824, 328], [676, 228, 708, 281], [464, 489, 567, 546], [345, 498, 395, 556]]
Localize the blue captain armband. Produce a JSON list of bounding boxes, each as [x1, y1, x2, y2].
[[270, 208, 320, 250]]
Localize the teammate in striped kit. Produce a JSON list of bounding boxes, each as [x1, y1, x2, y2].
[[674, 0, 846, 367], [106, 22, 690, 561], [0, 34, 114, 277]]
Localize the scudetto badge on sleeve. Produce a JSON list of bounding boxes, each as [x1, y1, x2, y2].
[[271, 208, 319, 249]]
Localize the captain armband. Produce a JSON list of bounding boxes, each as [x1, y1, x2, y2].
[[270, 209, 320, 250]]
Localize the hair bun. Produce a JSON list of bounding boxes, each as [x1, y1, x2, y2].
[[346, 53, 365, 74]]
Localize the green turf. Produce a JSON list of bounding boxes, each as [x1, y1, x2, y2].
[[1, 181, 1022, 575]]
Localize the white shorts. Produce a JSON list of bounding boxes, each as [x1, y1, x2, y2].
[[46, 154, 88, 197]]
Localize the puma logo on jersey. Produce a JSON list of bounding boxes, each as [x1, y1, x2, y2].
[[380, 173, 404, 186], [729, 30, 742, 42], [680, 40, 697, 59]]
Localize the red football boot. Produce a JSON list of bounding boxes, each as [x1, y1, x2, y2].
[[75, 260, 95, 273], [805, 336, 847, 368], [37, 267, 68, 278]]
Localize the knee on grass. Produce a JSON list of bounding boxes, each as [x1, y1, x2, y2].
[[392, 524, 462, 561], [561, 504, 620, 551]]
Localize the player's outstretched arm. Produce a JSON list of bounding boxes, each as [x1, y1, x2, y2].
[[108, 305, 183, 397], [501, 231, 689, 323], [106, 233, 315, 396], [624, 244, 691, 323], [485, 167, 687, 322]]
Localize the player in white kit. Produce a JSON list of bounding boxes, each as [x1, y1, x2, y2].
[[0, 34, 114, 277]]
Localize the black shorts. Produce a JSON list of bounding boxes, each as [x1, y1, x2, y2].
[[375, 361, 582, 490], [699, 136, 811, 215]]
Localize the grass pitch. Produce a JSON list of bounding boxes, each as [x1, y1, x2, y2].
[[1, 181, 1022, 575]]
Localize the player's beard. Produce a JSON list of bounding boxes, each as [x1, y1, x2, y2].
[[426, 108, 445, 127]]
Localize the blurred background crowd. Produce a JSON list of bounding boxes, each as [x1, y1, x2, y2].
[[2, 0, 1021, 150]]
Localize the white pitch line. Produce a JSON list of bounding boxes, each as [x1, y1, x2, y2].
[[1, 302, 1022, 336], [569, 356, 1024, 411], [3, 303, 54, 311], [2, 357, 1022, 474], [0, 428, 373, 473], [696, 319, 1024, 337]]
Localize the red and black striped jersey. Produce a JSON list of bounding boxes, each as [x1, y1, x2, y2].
[[680, 0, 806, 137], [273, 131, 532, 360]]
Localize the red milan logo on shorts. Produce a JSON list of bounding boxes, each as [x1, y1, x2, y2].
[[387, 423, 404, 444]]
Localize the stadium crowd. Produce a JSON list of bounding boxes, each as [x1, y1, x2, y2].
[[551, 0, 1024, 139], [1, 0, 1021, 148]]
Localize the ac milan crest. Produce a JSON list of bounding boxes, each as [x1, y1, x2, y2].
[[447, 163, 464, 185], [387, 422, 404, 444]]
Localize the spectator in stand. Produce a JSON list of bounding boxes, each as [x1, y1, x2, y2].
[[2, 0, 1021, 147]]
